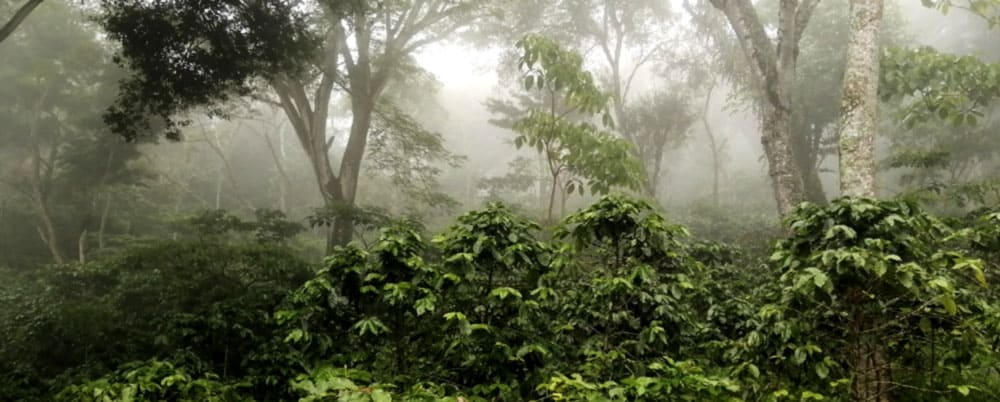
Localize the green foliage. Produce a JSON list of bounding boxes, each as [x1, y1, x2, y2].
[[536, 358, 741, 402], [6, 196, 1000, 401], [512, 112, 641, 196], [880, 47, 1000, 210], [754, 198, 997, 400], [557, 195, 689, 265], [98, 0, 319, 139], [188, 208, 304, 243], [292, 366, 463, 402], [623, 89, 696, 182], [0, 239, 312, 401], [56, 360, 250, 402], [881, 47, 1000, 128], [516, 34, 613, 120], [510, 35, 643, 219], [476, 156, 540, 205], [923, 0, 1000, 27], [367, 100, 464, 210]]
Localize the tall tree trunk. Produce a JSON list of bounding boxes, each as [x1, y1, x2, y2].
[[848, 305, 891, 402], [202, 123, 254, 210], [214, 174, 223, 209], [27, 87, 64, 263], [849, 341, 890, 402], [793, 125, 828, 204], [648, 150, 664, 200], [760, 102, 805, 213], [77, 230, 87, 264], [271, 28, 340, 251], [838, 0, 882, 198], [32, 198, 62, 263], [262, 124, 292, 212], [331, 94, 376, 247], [709, 0, 819, 215], [839, 0, 886, 398], [98, 195, 111, 250], [593, 0, 662, 200], [702, 83, 723, 208], [275, 2, 468, 251]]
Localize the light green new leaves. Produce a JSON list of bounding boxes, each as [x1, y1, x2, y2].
[[516, 34, 612, 119], [511, 35, 643, 202], [881, 47, 1000, 128], [923, 0, 1000, 27]]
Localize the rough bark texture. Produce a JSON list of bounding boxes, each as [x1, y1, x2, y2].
[[849, 339, 891, 402], [709, 0, 819, 215], [839, 1, 887, 399], [847, 293, 892, 402], [759, 103, 802, 214], [838, 0, 882, 199]]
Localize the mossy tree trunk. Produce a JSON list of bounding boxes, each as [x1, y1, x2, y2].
[[708, 0, 820, 216]]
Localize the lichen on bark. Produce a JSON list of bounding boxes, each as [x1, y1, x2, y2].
[[838, 0, 883, 199]]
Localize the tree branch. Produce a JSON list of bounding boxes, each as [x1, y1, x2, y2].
[[709, 0, 785, 110], [0, 0, 44, 44]]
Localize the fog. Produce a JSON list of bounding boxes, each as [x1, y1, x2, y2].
[[0, 0, 997, 261], [3, 1, 1000, 398]]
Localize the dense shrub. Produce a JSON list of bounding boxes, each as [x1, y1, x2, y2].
[[2, 196, 998, 401]]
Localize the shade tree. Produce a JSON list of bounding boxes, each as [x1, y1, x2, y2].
[[98, 0, 487, 250]]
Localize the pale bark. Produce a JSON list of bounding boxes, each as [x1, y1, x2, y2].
[[26, 86, 64, 263], [838, 0, 882, 199], [272, 2, 470, 251], [271, 22, 342, 251], [0, 0, 43, 44], [261, 124, 292, 212], [840, 1, 887, 398], [97, 195, 111, 250], [214, 174, 223, 209], [708, 0, 820, 215], [201, 122, 254, 210], [590, 0, 667, 199], [702, 83, 725, 208], [77, 230, 87, 264]]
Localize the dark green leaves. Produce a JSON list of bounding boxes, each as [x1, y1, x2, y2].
[[99, 0, 320, 139]]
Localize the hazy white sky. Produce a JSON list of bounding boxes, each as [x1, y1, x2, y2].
[[415, 43, 500, 91]]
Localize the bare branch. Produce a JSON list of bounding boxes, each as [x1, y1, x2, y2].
[[0, 0, 44, 44]]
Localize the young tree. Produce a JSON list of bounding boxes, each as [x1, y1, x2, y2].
[[564, 0, 677, 196], [700, 82, 727, 208], [486, 0, 681, 198], [512, 35, 642, 222]]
